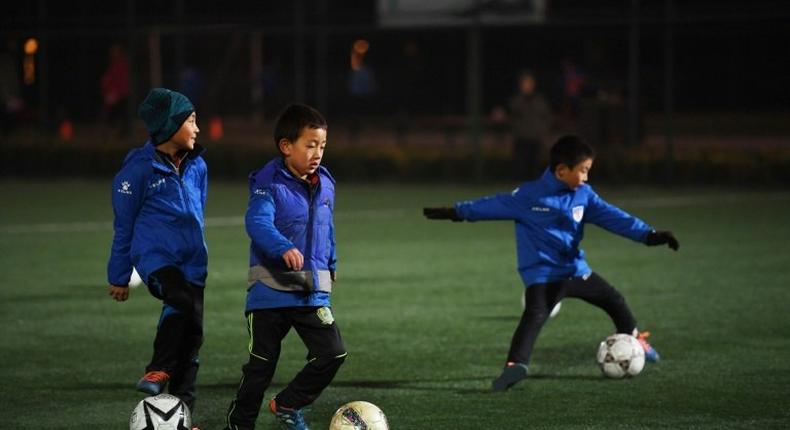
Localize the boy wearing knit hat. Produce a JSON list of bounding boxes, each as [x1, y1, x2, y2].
[[107, 88, 207, 422]]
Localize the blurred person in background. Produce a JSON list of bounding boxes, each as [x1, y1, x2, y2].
[[559, 58, 587, 124], [0, 39, 23, 135], [505, 69, 553, 180], [100, 44, 130, 137]]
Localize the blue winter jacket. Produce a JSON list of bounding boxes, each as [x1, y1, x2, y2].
[[455, 169, 653, 287], [107, 141, 208, 287], [245, 158, 336, 310]]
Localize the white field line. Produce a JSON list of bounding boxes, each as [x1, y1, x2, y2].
[[1, 192, 789, 235], [0, 216, 245, 234]]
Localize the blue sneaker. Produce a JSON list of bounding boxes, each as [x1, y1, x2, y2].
[[637, 331, 661, 363], [492, 362, 529, 392], [269, 399, 310, 430], [135, 370, 169, 395]]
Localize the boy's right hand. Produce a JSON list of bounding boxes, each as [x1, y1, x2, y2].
[[423, 207, 463, 222], [108, 285, 129, 302], [282, 248, 305, 271]]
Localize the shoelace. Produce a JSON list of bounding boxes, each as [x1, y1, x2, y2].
[[143, 371, 169, 382], [637, 331, 653, 350]]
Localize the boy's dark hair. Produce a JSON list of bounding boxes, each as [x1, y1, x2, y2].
[[549, 134, 595, 171], [273, 103, 327, 154]]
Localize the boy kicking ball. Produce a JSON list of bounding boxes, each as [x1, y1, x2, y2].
[[424, 134, 679, 391], [224, 104, 345, 430]]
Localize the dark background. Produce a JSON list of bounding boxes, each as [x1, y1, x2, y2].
[[2, 0, 789, 183]]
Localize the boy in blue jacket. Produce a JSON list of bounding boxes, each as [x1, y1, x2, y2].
[[224, 104, 345, 430], [107, 88, 207, 416], [424, 134, 679, 392]]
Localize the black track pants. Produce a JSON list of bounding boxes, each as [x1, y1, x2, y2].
[[226, 306, 346, 429], [507, 272, 636, 365], [146, 266, 204, 412]]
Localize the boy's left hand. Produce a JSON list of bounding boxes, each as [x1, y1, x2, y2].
[[646, 230, 679, 251]]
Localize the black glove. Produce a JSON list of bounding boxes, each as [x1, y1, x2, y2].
[[423, 207, 463, 222], [645, 230, 679, 251]]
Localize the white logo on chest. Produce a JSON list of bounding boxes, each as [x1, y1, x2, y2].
[[572, 205, 585, 222], [149, 177, 166, 189]]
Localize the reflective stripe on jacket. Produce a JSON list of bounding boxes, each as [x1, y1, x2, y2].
[[245, 157, 336, 310]]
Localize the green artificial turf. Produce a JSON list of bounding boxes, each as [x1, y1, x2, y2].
[[1, 180, 789, 429]]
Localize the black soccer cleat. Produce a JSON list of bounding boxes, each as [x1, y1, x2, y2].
[[492, 362, 529, 392]]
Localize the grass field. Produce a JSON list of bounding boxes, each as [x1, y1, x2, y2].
[[1, 180, 789, 429]]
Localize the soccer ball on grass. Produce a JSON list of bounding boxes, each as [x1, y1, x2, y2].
[[129, 394, 191, 430], [596, 333, 645, 378], [329, 401, 389, 430]]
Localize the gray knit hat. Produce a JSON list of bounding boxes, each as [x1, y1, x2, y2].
[[138, 88, 195, 145]]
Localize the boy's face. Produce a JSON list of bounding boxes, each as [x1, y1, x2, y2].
[[170, 113, 199, 151], [280, 126, 327, 179], [556, 157, 593, 190]]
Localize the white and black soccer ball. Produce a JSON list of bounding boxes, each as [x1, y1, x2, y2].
[[130, 394, 191, 430], [329, 401, 389, 430], [596, 333, 646, 379]]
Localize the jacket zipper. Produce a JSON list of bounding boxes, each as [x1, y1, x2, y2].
[[304, 179, 317, 275], [173, 161, 202, 255]]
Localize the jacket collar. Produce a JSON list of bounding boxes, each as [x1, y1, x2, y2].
[[539, 167, 572, 193], [273, 157, 335, 185], [142, 140, 205, 173]]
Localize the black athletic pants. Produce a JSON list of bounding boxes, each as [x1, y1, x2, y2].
[[226, 307, 346, 429], [146, 266, 204, 412], [508, 272, 636, 365]]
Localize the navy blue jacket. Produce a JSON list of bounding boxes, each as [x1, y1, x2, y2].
[[107, 141, 208, 287], [245, 158, 336, 310], [455, 169, 653, 287]]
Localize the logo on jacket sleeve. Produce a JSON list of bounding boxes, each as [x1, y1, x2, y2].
[[117, 180, 133, 195], [572, 205, 585, 222]]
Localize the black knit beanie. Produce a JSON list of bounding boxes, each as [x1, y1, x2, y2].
[[138, 88, 195, 145]]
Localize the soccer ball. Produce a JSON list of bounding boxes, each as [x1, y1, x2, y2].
[[329, 401, 389, 430], [596, 334, 645, 379], [129, 267, 144, 288], [520, 294, 562, 318], [130, 394, 191, 430]]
